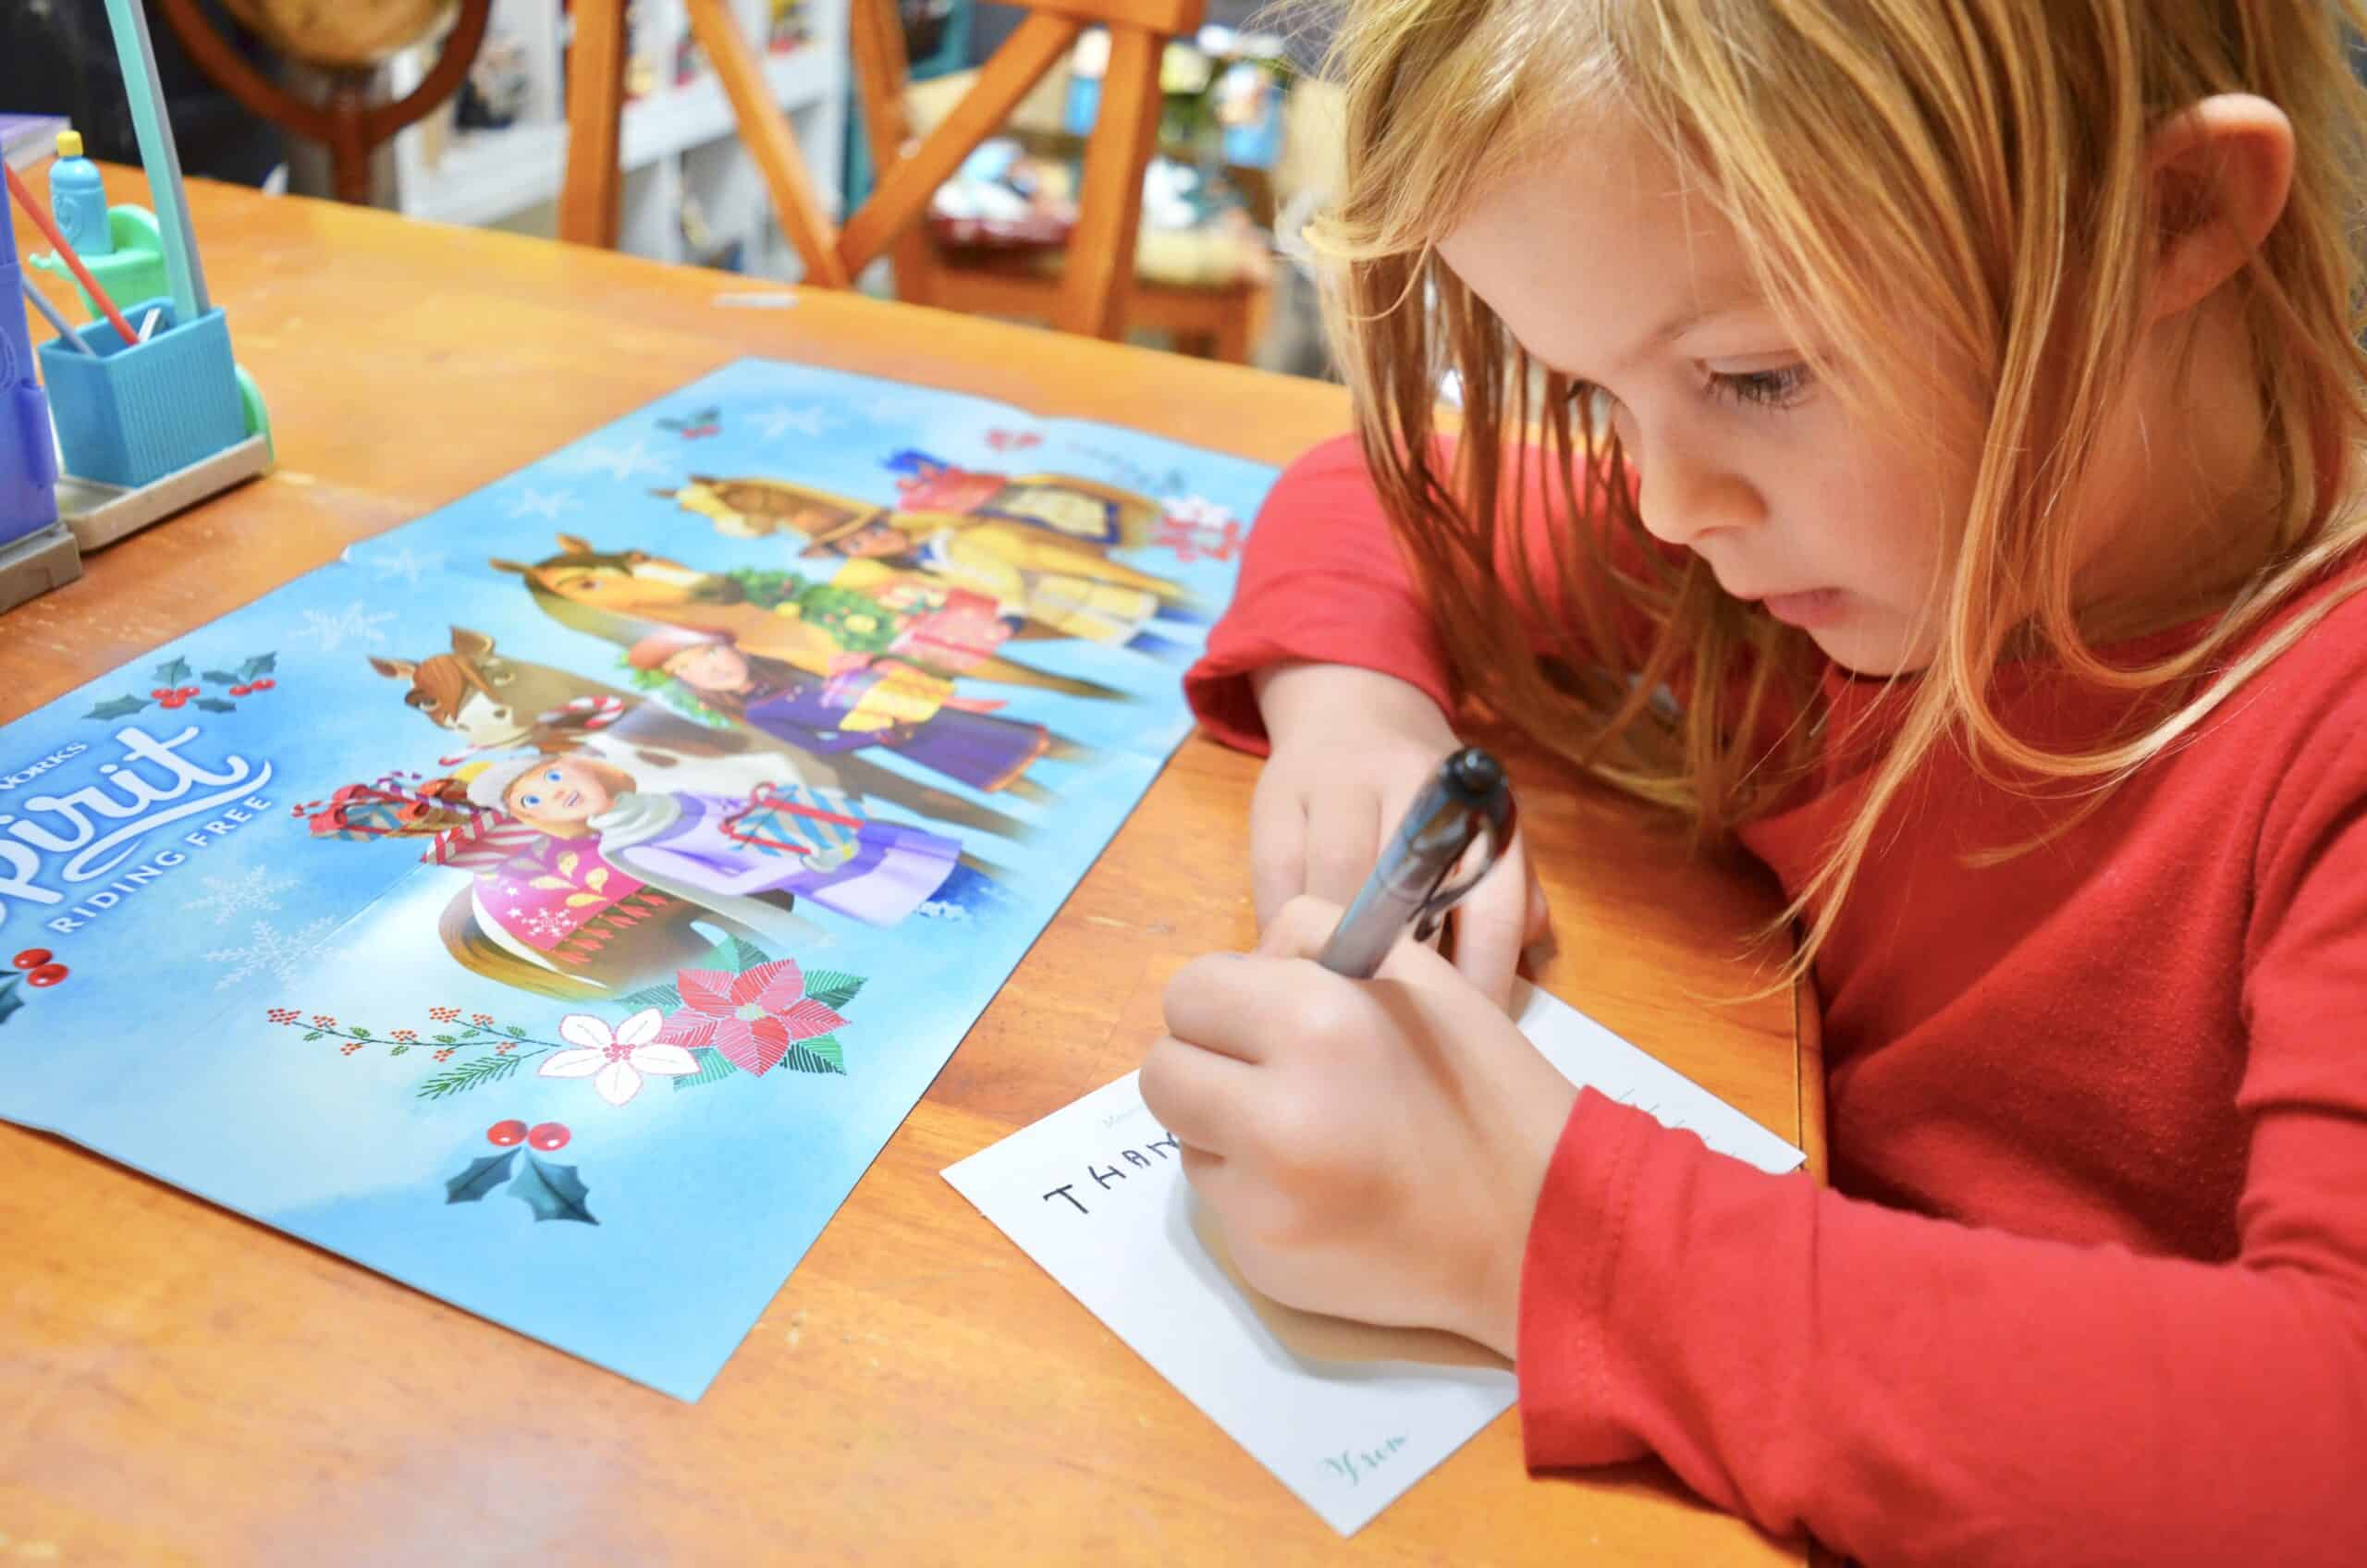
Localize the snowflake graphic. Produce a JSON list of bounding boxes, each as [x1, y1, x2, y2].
[[293, 601, 398, 652], [182, 867, 298, 927], [502, 487, 583, 521], [916, 900, 971, 923], [557, 438, 667, 483], [517, 907, 576, 943], [857, 395, 910, 424], [754, 404, 840, 441], [202, 917, 345, 990], [349, 545, 446, 586]]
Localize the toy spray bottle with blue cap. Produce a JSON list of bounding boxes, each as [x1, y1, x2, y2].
[[48, 129, 114, 257], [1, 174, 64, 548]]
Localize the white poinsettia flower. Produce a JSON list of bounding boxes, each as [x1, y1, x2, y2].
[[538, 1007, 696, 1107]]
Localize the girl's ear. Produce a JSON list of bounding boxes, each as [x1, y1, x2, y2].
[[2146, 93, 2294, 322]]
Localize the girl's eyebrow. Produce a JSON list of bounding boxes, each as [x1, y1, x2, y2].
[[1622, 290, 1774, 368]]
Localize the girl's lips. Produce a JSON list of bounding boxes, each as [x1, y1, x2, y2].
[[1761, 588, 1849, 629]]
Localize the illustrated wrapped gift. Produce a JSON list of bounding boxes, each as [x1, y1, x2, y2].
[[300, 775, 472, 841], [719, 781, 864, 864]]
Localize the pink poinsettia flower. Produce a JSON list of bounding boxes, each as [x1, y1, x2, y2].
[[538, 1007, 698, 1107], [655, 960, 846, 1076]]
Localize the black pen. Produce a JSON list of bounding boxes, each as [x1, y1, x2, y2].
[[1316, 748, 1518, 978]]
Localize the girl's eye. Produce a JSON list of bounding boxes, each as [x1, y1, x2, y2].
[[544, 770, 563, 783], [520, 794, 542, 810], [1707, 362, 1814, 410]]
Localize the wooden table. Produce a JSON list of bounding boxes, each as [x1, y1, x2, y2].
[[1, 173, 1822, 1566]]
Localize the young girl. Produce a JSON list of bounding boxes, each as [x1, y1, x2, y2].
[[478, 753, 963, 930], [1142, 4, 2367, 1563]]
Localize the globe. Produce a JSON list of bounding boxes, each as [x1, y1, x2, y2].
[[216, 0, 460, 69]]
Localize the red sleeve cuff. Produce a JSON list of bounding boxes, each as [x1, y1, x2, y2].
[[1516, 1088, 1662, 1470], [1182, 608, 1459, 756], [1178, 432, 1454, 754]]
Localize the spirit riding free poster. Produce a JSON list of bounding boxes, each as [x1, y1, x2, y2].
[[0, 360, 1274, 1399]]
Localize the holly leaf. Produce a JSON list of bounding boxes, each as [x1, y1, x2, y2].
[[693, 934, 772, 975], [153, 656, 192, 685], [443, 1148, 519, 1204], [670, 1048, 742, 1091], [510, 1155, 598, 1225], [615, 981, 683, 1014], [85, 695, 148, 721], [782, 1034, 845, 1075], [201, 669, 241, 686], [239, 652, 277, 680], [802, 969, 865, 1011], [192, 699, 238, 714], [0, 979, 22, 1028]]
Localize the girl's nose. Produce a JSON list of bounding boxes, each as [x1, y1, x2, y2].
[[1633, 442, 1765, 548]]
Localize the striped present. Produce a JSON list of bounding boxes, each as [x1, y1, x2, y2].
[[721, 781, 866, 864]]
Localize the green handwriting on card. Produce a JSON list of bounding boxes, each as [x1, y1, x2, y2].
[[1318, 1436, 1408, 1488]]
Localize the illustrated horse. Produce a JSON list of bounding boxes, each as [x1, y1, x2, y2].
[[368, 627, 1031, 840], [487, 533, 1122, 702]]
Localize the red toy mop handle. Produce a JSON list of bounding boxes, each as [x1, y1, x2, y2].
[[5, 163, 140, 345]]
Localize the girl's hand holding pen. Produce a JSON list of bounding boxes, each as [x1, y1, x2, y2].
[[1140, 896, 1578, 1358]]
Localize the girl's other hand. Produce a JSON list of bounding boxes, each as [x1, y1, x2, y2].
[[1248, 661, 1549, 1010], [1140, 897, 1579, 1358]]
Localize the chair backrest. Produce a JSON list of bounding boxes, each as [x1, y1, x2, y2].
[[558, 0, 1205, 341]]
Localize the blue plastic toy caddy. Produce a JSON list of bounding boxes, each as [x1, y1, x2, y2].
[[35, 297, 243, 489]]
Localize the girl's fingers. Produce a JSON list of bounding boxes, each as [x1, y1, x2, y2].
[[1448, 831, 1534, 1011], [1255, 894, 1344, 960], [1140, 1031, 1262, 1154]]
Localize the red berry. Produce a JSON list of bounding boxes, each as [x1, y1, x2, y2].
[[487, 1119, 528, 1147], [177, 686, 199, 698], [229, 685, 251, 697], [527, 1121, 570, 1152], [11, 949, 50, 970], [160, 697, 184, 710], [256, 679, 276, 691], [150, 688, 170, 699], [26, 963, 67, 987]]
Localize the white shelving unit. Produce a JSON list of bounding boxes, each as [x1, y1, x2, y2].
[[385, 0, 849, 280]]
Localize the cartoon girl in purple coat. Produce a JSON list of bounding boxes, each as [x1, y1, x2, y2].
[[477, 753, 961, 930], [627, 627, 1061, 800]]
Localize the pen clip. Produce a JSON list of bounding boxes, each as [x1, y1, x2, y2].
[[1409, 784, 1518, 943]]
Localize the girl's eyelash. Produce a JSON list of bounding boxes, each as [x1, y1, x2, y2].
[[1561, 365, 1814, 411], [1706, 363, 1813, 410]]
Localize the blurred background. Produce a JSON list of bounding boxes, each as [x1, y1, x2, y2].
[[2, 0, 1343, 376]]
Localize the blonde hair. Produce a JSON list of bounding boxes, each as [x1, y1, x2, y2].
[[1311, 0, 2367, 976], [505, 757, 637, 840]]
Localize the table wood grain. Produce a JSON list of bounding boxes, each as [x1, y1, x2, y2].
[[0, 171, 1820, 1566]]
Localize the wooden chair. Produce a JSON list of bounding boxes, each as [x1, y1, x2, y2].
[[559, 0, 1217, 349], [888, 58, 1271, 361]]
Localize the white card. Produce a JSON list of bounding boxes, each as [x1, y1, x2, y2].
[[942, 983, 1805, 1536]]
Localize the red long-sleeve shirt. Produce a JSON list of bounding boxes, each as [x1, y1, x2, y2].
[[1184, 435, 2367, 1567]]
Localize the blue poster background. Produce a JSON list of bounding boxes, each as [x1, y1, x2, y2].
[[0, 359, 1275, 1399]]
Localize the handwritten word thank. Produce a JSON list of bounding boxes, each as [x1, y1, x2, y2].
[[1039, 1128, 1183, 1216]]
